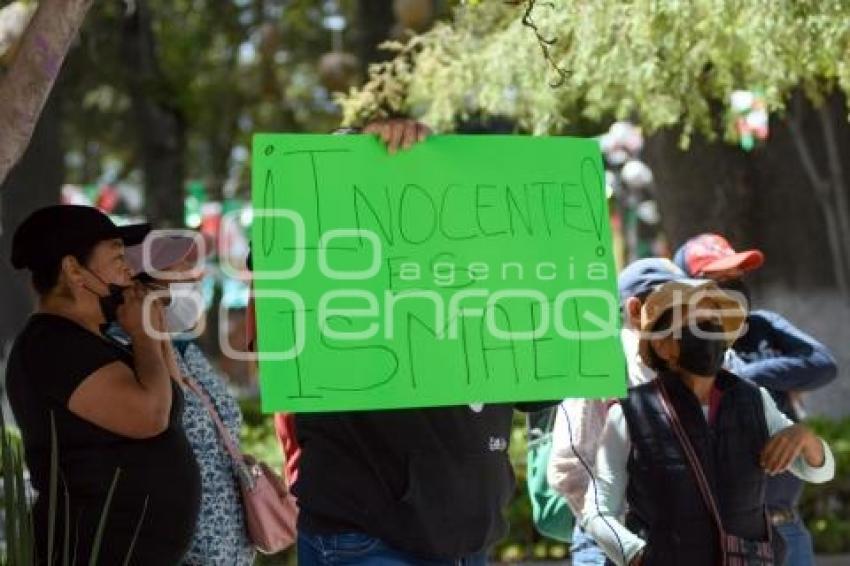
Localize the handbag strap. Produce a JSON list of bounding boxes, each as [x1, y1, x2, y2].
[[165, 341, 244, 466], [654, 379, 729, 564], [182, 374, 244, 464]]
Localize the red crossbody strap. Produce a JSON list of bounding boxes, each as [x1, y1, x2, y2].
[[655, 379, 728, 564]]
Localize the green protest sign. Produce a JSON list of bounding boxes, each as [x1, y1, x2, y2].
[[250, 134, 625, 412]]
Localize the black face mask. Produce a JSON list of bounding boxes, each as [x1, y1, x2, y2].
[[83, 269, 126, 325], [718, 278, 752, 310], [677, 320, 726, 377]]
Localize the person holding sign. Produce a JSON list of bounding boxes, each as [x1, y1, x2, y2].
[[281, 119, 559, 565], [581, 280, 835, 566], [245, 118, 430, 489]]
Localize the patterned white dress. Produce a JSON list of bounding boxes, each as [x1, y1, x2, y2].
[[175, 341, 255, 566]]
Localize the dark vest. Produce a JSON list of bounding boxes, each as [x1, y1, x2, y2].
[[620, 371, 769, 566]]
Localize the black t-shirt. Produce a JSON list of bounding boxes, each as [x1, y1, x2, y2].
[[294, 400, 556, 559], [6, 314, 201, 565]]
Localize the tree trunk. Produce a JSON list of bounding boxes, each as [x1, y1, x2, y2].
[[643, 92, 850, 292], [0, 89, 64, 349], [644, 92, 850, 419], [642, 130, 756, 259], [0, 0, 92, 186], [121, 0, 186, 228], [786, 94, 850, 297], [815, 99, 850, 292], [354, 0, 396, 68]]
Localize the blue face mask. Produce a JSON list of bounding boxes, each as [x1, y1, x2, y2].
[[677, 320, 726, 377]]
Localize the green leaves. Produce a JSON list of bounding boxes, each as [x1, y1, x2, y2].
[[1, 409, 142, 565], [799, 417, 850, 554], [1, 406, 33, 566], [87, 468, 120, 566], [341, 0, 850, 143]]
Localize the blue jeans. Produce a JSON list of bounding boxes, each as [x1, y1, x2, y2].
[[775, 518, 815, 566], [297, 531, 489, 566], [570, 524, 607, 566]]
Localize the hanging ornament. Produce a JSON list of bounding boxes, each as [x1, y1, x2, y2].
[[636, 200, 661, 225], [604, 170, 618, 199], [609, 121, 644, 154], [61, 184, 90, 206], [730, 90, 769, 151], [318, 51, 360, 93], [258, 22, 280, 58], [95, 184, 120, 214], [318, 3, 359, 93], [393, 0, 434, 32], [200, 201, 223, 248], [185, 181, 207, 228], [599, 121, 643, 166], [620, 159, 654, 190]]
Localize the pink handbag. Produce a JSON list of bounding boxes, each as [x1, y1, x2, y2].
[[183, 375, 298, 554]]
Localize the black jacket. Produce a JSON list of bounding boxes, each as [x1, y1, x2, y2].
[[620, 371, 769, 566], [293, 402, 553, 560]]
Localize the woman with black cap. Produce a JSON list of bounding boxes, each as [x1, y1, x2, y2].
[[6, 205, 201, 564]]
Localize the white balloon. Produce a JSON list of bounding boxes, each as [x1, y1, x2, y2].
[[621, 159, 654, 189], [607, 148, 629, 166], [731, 90, 755, 113], [636, 200, 661, 225]]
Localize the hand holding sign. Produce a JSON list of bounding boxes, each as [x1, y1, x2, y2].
[[364, 119, 431, 154]]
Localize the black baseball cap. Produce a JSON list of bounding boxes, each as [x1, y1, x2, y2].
[[11, 205, 151, 271]]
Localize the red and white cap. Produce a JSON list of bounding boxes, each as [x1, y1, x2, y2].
[[674, 233, 764, 277]]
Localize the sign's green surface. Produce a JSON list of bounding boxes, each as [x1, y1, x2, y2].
[[250, 134, 625, 412]]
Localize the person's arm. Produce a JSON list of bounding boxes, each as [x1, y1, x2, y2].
[[758, 388, 835, 482], [68, 283, 173, 439], [580, 404, 646, 566], [736, 311, 837, 392], [0, 0, 93, 185], [547, 398, 607, 516]]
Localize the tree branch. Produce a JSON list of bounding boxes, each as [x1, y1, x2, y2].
[[787, 93, 828, 198], [817, 99, 850, 269], [517, 0, 569, 88], [787, 92, 850, 295], [0, 0, 94, 187]]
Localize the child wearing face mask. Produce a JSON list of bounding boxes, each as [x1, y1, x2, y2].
[[113, 231, 256, 566], [580, 280, 835, 566]]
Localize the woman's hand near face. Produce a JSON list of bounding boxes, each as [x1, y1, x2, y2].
[[117, 282, 148, 338], [69, 280, 175, 439], [119, 281, 169, 337]]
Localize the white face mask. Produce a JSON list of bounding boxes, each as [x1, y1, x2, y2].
[[166, 281, 206, 333]]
